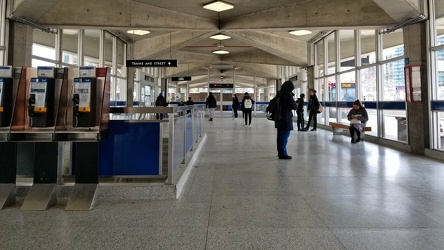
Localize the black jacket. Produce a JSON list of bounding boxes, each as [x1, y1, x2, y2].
[[206, 94, 217, 108], [275, 81, 297, 130], [155, 95, 167, 107], [232, 96, 240, 109], [307, 94, 320, 113], [296, 98, 304, 112]]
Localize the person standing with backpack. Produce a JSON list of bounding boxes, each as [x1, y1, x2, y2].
[[206, 92, 217, 121], [241, 92, 255, 126], [275, 81, 297, 159]]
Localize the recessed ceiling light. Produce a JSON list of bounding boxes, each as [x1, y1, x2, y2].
[[210, 34, 231, 40], [213, 50, 229, 54], [289, 30, 312, 36], [127, 30, 150, 36], [203, 1, 234, 12], [63, 29, 78, 35]]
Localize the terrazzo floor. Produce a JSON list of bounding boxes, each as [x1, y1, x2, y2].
[[1, 117, 444, 249]]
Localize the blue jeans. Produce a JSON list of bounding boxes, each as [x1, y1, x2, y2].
[[277, 129, 291, 157]]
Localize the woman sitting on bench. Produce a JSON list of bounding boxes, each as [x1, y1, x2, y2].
[[347, 100, 368, 143]]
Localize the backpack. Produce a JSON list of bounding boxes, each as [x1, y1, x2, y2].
[[266, 96, 282, 121], [244, 99, 252, 109]]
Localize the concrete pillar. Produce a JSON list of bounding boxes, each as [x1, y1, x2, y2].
[[403, 23, 429, 154], [306, 66, 315, 94], [276, 79, 282, 92], [127, 68, 135, 107], [8, 22, 33, 67], [264, 87, 269, 101]]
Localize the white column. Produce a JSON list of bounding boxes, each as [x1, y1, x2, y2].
[[99, 30, 105, 67], [77, 29, 84, 66]]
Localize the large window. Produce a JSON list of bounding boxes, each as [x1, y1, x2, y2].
[[314, 27, 405, 142], [361, 66, 377, 101], [315, 40, 324, 77], [382, 30, 404, 60], [31, 28, 127, 104], [339, 30, 355, 72], [62, 29, 78, 66], [326, 34, 336, 74], [382, 60, 405, 101], [361, 30, 376, 65]]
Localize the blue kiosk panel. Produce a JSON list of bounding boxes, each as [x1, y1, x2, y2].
[[99, 121, 161, 176]]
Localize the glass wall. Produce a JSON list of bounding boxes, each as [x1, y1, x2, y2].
[[339, 30, 355, 72], [62, 29, 78, 66], [432, 0, 444, 150], [32, 28, 127, 105], [314, 28, 406, 142], [361, 30, 376, 65]]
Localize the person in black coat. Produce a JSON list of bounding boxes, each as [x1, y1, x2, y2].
[[296, 93, 305, 131], [206, 92, 217, 121], [155, 93, 167, 120], [186, 97, 194, 114], [275, 80, 298, 159], [302, 89, 320, 131], [232, 94, 239, 120]]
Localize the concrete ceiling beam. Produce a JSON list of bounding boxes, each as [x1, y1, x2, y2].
[[22, 0, 218, 30], [133, 31, 218, 60], [372, 0, 423, 22], [221, 0, 396, 30], [162, 62, 210, 79], [225, 31, 307, 65], [11, 0, 60, 22], [230, 62, 279, 79], [152, 51, 221, 64], [222, 50, 298, 66]]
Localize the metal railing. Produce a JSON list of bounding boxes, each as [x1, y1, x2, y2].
[[109, 105, 206, 184]]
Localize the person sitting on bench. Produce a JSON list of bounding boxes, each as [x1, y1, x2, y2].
[[347, 99, 368, 143]]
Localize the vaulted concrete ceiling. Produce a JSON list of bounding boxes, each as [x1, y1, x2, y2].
[[11, 0, 423, 83]]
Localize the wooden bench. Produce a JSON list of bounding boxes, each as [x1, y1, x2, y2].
[[329, 122, 372, 135]]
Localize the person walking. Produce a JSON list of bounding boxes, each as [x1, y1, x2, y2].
[[241, 92, 255, 126], [232, 94, 239, 120], [347, 99, 369, 143], [275, 81, 298, 159], [296, 93, 305, 131], [206, 92, 217, 121], [302, 89, 320, 131], [155, 92, 167, 120]]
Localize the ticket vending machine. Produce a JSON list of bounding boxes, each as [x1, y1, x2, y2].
[[28, 67, 57, 128]]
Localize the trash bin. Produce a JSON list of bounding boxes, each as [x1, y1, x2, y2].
[[395, 116, 407, 141]]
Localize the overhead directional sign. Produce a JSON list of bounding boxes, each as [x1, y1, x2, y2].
[[172, 76, 191, 81], [209, 83, 234, 88], [126, 60, 178, 67]]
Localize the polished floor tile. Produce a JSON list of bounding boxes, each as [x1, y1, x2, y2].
[[2, 117, 444, 249], [206, 227, 346, 249], [331, 228, 444, 250]]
